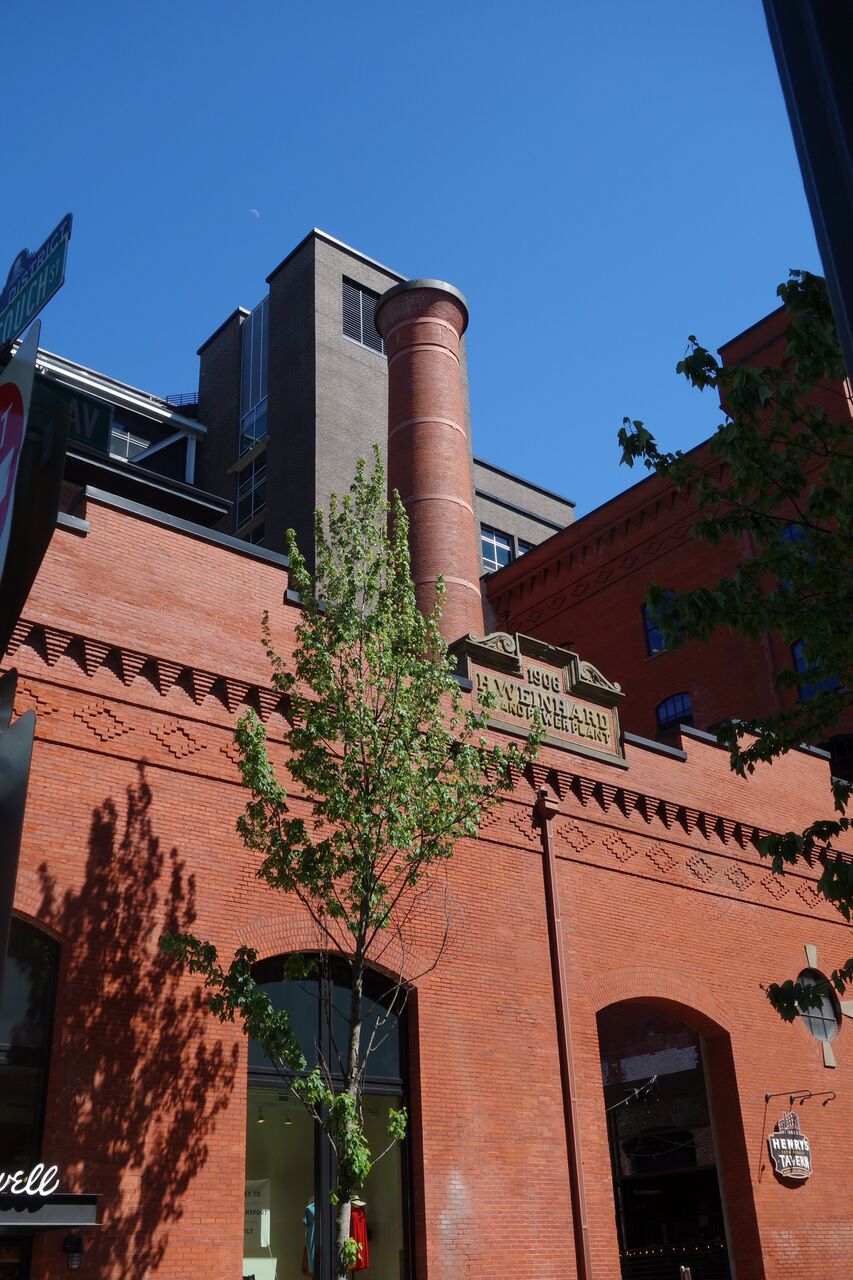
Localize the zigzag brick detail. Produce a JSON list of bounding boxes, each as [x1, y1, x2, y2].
[[222, 678, 251, 713], [189, 670, 217, 706], [255, 688, 282, 722], [81, 638, 112, 677], [43, 627, 73, 666], [154, 659, 184, 696], [117, 649, 147, 687], [6, 619, 32, 655]]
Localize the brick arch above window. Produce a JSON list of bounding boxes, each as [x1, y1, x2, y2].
[[584, 965, 731, 1037]]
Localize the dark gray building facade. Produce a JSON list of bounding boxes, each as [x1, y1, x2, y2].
[[196, 229, 574, 570]]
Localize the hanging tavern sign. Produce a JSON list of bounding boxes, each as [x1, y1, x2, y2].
[[451, 632, 626, 766], [767, 1111, 813, 1180]]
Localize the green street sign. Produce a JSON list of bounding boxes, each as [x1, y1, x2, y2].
[[36, 376, 112, 454], [0, 214, 72, 345]]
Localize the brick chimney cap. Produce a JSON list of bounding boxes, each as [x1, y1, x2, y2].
[[375, 278, 469, 336]]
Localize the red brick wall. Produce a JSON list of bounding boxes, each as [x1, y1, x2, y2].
[[486, 307, 853, 748], [7, 494, 852, 1279]]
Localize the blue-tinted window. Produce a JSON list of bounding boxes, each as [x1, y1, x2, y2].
[[481, 526, 513, 573], [239, 297, 269, 457], [236, 454, 267, 530], [249, 957, 403, 1086], [792, 638, 841, 701], [656, 692, 693, 732], [643, 591, 678, 656]]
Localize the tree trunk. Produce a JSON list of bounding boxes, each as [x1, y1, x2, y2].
[[335, 955, 365, 1280], [335, 1197, 353, 1280]]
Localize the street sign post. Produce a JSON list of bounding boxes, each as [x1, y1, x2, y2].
[[0, 213, 72, 346]]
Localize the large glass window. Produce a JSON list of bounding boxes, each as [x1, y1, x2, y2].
[[0, 919, 59, 1168], [240, 297, 269, 457], [236, 454, 267, 531], [480, 526, 513, 573], [796, 969, 841, 1042], [791, 638, 841, 701], [643, 591, 678, 657], [245, 958, 408, 1280], [0, 920, 59, 1280], [598, 1003, 732, 1280]]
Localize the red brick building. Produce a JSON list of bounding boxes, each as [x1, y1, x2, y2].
[[485, 305, 853, 777], [2, 282, 851, 1280]]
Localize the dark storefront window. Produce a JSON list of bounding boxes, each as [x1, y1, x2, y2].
[[244, 957, 409, 1280], [598, 1003, 732, 1280], [0, 919, 60, 1280]]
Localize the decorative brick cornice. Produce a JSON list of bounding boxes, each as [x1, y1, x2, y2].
[[5, 617, 289, 723]]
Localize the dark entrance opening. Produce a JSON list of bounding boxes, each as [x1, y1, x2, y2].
[[244, 956, 411, 1280], [598, 1002, 732, 1280]]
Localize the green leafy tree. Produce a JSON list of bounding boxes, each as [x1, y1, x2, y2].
[[618, 271, 852, 1020], [162, 451, 539, 1279]]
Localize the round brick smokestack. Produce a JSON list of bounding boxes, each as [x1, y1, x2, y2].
[[375, 279, 484, 643]]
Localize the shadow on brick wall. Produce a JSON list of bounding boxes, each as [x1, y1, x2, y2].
[[34, 764, 239, 1278]]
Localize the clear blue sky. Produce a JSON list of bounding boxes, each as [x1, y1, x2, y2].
[[2, 0, 820, 515]]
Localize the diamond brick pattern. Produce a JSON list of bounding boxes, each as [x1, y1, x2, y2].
[[78, 703, 131, 742], [796, 882, 820, 910], [152, 722, 203, 758], [686, 854, 714, 883], [556, 820, 591, 853], [15, 684, 60, 718], [646, 845, 676, 874], [725, 866, 751, 892], [220, 739, 242, 766], [761, 873, 788, 900], [603, 833, 636, 863], [509, 809, 538, 845]]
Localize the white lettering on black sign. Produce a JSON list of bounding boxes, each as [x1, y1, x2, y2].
[[0, 1163, 61, 1197]]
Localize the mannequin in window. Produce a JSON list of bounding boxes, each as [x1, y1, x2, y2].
[[302, 1198, 316, 1277], [349, 1197, 369, 1273]]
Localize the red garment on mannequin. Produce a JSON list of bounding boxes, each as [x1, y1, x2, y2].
[[349, 1205, 369, 1271]]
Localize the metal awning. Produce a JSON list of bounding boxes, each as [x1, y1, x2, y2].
[[0, 1193, 99, 1234]]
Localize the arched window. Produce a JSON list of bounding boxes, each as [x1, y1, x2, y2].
[[244, 957, 409, 1280], [796, 969, 841, 1042], [656, 692, 693, 733], [597, 1002, 733, 1280]]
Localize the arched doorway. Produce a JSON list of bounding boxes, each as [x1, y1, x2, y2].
[[243, 956, 410, 1280], [597, 1002, 733, 1280]]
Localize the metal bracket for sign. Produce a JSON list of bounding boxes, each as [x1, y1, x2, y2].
[[765, 1088, 837, 1106]]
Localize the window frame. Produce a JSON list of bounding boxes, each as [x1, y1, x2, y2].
[[341, 278, 385, 356], [797, 968, 842, 1042], [656, 692, 694, 732], [235, 451, 267, 532], [791, 637, 841, 701], [239, 297, 270, 458], [246, 956, 413, 1280]]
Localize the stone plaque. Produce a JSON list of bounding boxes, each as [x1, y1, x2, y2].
[[453, 632, 625, 766]]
